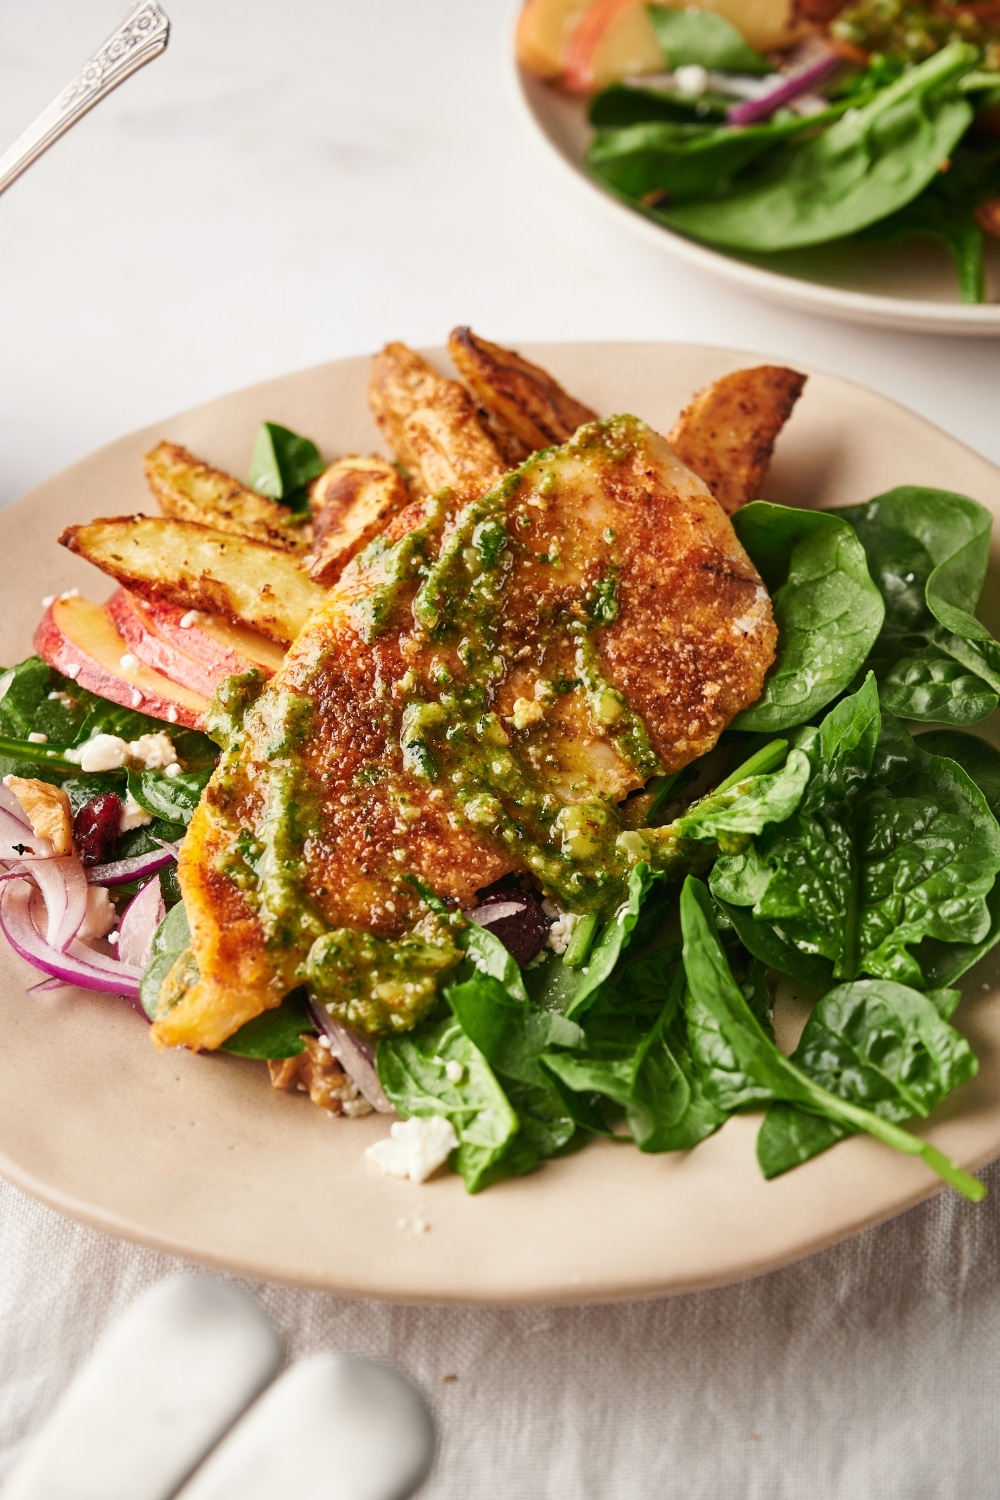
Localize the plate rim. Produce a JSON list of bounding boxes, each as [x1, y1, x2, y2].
[[3, 340, 1000, 1304]]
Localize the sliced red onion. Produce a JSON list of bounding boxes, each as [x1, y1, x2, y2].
[[85, 841, 180, 887], [27, 975, 67, 995], [118, 878, 166, 971], [0, 881, 142, 998], [727, 50, 840, 124], [28, 854, 89, 951], [463, 889, 550, 967], [0, 783, 31, 828], [306, 997, 393, 1113]]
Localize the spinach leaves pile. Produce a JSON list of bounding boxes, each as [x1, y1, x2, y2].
[[585, 9, 1000, 305], [371, 482, 1000, 1199]]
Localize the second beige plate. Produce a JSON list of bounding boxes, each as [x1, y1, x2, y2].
[[2, 342, 1000, 1303]]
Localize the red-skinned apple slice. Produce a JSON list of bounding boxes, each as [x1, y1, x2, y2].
[[562, 0, 662, 93], [108, 590, 283, 697], [516, 0, 592, 79], [34, 595, 211, 731]]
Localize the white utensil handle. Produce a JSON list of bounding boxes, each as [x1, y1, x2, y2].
[[0, 1, 170, 198], [175, 1355, 435, 1500], [2, 1277, 283, 1500]]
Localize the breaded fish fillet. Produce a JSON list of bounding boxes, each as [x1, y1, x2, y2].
[[152, 416, 776, 1052]]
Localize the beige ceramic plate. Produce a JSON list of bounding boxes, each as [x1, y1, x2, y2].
[[3, 343, 1000, 1304], [512, 63, 1000, 336]]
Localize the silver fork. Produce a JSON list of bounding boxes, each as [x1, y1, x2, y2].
[[0, 1, 170, 199]]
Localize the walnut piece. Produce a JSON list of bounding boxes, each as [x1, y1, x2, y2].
[[4, 777, 74, 856], [268, 1035, 373, 1116]]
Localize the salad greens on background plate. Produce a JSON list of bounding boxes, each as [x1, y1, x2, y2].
[[1, 343, 999, 1303], [512, 4, 1000, 334]]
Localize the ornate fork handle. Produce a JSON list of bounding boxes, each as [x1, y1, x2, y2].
[[0, 2, 170, 198]]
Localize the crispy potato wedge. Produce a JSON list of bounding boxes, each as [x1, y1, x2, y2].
[[668, 365, 807, 515], [59, 516, 326, 645], [308, 456, 411, 585], [144, 441, 311, 553], [368, 342, 506, 500], [448, 326, 598, 454]]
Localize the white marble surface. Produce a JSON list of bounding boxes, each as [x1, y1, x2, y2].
[[0, 0, 997, 515], [2, 6, 1000, 1499]]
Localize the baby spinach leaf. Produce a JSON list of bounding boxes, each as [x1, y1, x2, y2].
[[140, 900, 193, 1021], [680, 878, 984, 1199], [712, 677, 1000, 987], [459, 920, 529, 1002], [588, 82, 730, 128], [730, 503, 884, 732], [565, 864, 657, 1018], [659, 43, 977, 250], [0, 658, 97, 782], [837, 485, 1000, 725], [128, 764, 214, 828], [588, 113, 832, 204], [249, 422, 325, 516], [221, 989, 312, 1059], [675, 745, 810, 841], [546, 954, 725, 1152], [647, 6, 770, 74], [756, 977, 977, 1178], [447, 974, 581, 1160], [377, 1015, 521, 1192]]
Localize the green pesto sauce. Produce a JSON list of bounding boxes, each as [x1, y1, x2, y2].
[[832, 2, 1000, 67], [200, 418, 669, 1038]]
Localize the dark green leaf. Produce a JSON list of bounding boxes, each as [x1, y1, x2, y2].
[[757, 977, 977, 1177], [647, 6, 770, 74], [128, 764, 214, 827], [221, 989, 311, 1059], [589, 115, 821, 204], [377, 1014, 521, 1192], [588, 82, 730, 128], [248, 423, 326, 515], [659, 43, 977, 250], [731, 503, 884, 732]]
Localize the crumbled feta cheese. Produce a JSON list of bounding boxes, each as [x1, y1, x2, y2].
[[365, 1115, 459, 1184], [119, 653, 140, 672], [47, 691, 74, 705], [26, 732, 48, 744], [444, 1060, 465, 1084], [118, 791, 153, 833], [130, 690, 144, 708], [165, 705, 178, 724], [78, 886, 117, 941], [59, 588, 79, 602], [41, 595, 56, 609], [507, 696, 544, 731], [63, 663, 81, 680], [674, 63, 710, 97], [179, 610, 199, 629], [128, 733, 177, 770], [164, 762, 183, 779], [546, 910, 583, 956], [75, 733, 131, 773]]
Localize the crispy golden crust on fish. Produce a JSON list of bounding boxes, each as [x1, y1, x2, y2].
[[668, 365, 806, 515], [308, 456, 411, 585], [367, 342, 506, 501], [156, 416, 776, 1052], [144, 441, 311, 553], [448, 326, 598, 455]]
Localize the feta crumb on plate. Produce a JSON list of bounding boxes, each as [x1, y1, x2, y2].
[[365, 1116, 458, 1184]]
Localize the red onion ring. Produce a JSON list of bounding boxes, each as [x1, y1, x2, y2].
[[727, 50, 840, 125], [28, 854, 89, 951], [0, 881, 142, 998], [118, 878, 166, 971], [85, 841, 181, 887], [306, 997, 393, 1113]]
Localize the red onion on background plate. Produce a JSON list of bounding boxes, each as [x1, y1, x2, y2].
[[727, 48, 840, 125], [85, 841, 181, 886], [0, 881, 142, 997]]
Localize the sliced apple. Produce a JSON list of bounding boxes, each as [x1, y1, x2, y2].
[[34, 595, 211, 732], [108, 590, 284, 697], [562, 0, 662, 93], [516, 0, 592, 79]]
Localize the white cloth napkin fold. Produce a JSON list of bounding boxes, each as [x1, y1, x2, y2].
[[1, 1161, 998, 1499]]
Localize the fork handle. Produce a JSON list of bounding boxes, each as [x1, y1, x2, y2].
[[0, 1, 170, 197]]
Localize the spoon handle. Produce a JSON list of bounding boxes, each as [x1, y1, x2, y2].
[[0, 1, 170, 198]]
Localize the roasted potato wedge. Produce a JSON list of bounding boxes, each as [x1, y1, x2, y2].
[[308, 456, 411, 585], [368, 342, 506, 500], [448, 326, 598, 454], [59, 517, 326, 644], [668, 365, 807, 515], [144, 441, 311, 553]]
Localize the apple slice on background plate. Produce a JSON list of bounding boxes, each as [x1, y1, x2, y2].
[[34, 594, 211, 731], [561, 0, 662, 93], [108, 590, 283, 698]]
